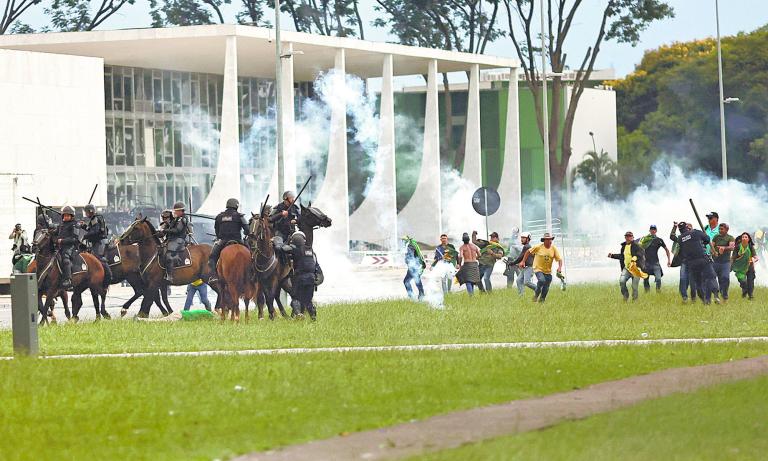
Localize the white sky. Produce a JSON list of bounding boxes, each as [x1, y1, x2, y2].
[[20, 0, 768, 78]]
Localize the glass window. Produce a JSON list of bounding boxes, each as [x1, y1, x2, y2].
[[154, 128, 164, 166], [172, 77, 181, 114], [163, 72, 171, 103], [104, 74, 112, 110], [105, 126, 114, 165], [144, 73, 152, 102], [113, 72, 122, 99], [125, 125, 134, 166], [124, 75, 133, 112], [173, 129, 182, 167], [164, 121, 173, 166], [153, 78, 162, 113]]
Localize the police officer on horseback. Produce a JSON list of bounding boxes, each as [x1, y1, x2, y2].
[[80, 204, 112, 283], [35, 210, 55, 240], [281, 231, 318, 321], [270, 190, 300, 247], [208, 198, 250, 280], [158, 202, 190, 283], [52, 206, 79, 290]]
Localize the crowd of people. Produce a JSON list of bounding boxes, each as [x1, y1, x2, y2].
[[403, 229, 564, 303], [400, 210, 761, 305]]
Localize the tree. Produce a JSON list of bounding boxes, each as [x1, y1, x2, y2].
[[1, 0, 43, 34], [149, 0, 229, 26], [615, 126, 658, 195], [375, 0, 505, 170], [45, 0, 137, 31], [269, 0, 366, 38], [612, 26, 768, 184], [503, 0, 674, 213], [572, 149, 617, 197]]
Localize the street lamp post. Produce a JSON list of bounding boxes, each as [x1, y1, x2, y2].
[[275, 0, 284, 193], [715, 0, 727, 181], [539, 0, 552, 234]]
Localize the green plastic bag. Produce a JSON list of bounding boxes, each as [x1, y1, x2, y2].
[[181, 309, 215, 321]]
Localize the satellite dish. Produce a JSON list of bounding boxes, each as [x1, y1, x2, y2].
[[472, 187, 501, 216]]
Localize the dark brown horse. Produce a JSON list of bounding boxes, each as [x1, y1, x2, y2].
[[26, 258, 70, 322], [216, 243, 255, 321], [250, 203, 332, 319], [33, 230, 109, 324], [119, 218, 213, 316], [249, 212, 290, 320], [107, 241, 171, 317]]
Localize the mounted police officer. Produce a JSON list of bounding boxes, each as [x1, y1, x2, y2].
[[35, 210, 55, 240], [270, 190, 300, 247], [79, 204, 112, 283], [208, 198, 250, 280], [158, 202, 190, 283], [52, 206, 79, 290], [281, 231, 318, 321]]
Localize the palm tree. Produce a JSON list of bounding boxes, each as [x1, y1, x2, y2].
[[573, 150, 618, 197]]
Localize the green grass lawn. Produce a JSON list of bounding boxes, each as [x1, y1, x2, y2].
[[1, 284, 766, 356], [415, 373, 768, 461], [2, 343, 768, 461]]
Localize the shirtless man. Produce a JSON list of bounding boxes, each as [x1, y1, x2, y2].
[[457, 232, 481, 295]]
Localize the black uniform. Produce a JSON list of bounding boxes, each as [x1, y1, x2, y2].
[[282, 242, 317, 320], [210, 208, 250, 270], [53, 220, 79, 284], [677, 228, 717, 304], [162, 215, 190, 276], [270, 202, 300, 242], [80, 213, 109, 257]]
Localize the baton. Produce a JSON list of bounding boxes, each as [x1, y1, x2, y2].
[[22, 196, 62, 215], [688, 198, 705, 232], [87, 184, 98, 205], [294, 176, 313, 205], [187, 212, 216, 220]]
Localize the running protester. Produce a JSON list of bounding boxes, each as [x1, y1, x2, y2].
[[712, 223, 736, 302], [518, 233, 563, 303], [637, 225, 670, 293], [456, 233, 481, 296], [472, 231, 506, 293], [732, 232, 758, 301], [608, 231, 647, 302]]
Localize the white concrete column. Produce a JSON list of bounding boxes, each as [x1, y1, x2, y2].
[[312, 48, 350, 252], [280, 42, 296, 194], [463, 63, 482, 187], [349, 54, 397, 250], [397, 59, 442, 244], [199, 35, 240, 214], [488, 69, 522, 234]]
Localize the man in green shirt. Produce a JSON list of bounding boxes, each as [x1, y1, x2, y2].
[[472, 231, 506, 293], [712, 222, 736, 302]]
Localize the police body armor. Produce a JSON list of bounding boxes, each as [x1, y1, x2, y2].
[[270, 202, 300, 242], [82, 213, 109, 257], [55, 220, 79, 284]]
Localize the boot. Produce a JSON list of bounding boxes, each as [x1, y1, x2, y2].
[[61, 278, 73, 291], [164, 269, 173, 283], [207, 259, 218, 283]]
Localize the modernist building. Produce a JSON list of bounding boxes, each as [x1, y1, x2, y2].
[[0, 24, 525, 265]]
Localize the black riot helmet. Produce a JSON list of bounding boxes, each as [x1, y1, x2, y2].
[[226, 198, 239, 210], [291, 231, 306, 245]]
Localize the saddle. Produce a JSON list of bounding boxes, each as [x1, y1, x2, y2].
[[158, 247, 193, 270], [105, 241, 126, 267], [57, 252, 89, 276]]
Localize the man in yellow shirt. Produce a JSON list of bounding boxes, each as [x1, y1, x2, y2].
[[518, 233, 563, 302], [608, 231, 647, 302]]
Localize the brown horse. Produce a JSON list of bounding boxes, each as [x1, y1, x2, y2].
[[107, 241, 171, 317], [33, 230, 109, 324], [249, 211, 291, 320], [26, 258, 70, 322], [119, 218, 213, 316], [216, 243, 255, 321]]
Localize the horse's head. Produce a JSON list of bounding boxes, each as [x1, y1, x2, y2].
[[118, 218, 156, 245], [33, 230, 54, 255], [300, 203, 332, 229]]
